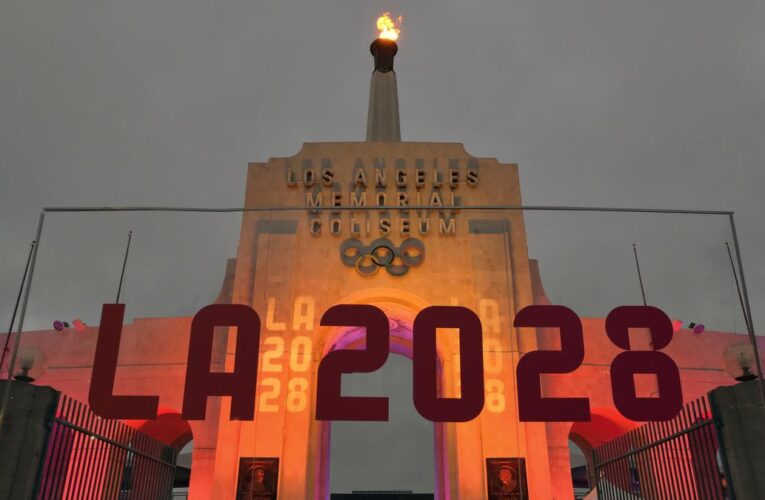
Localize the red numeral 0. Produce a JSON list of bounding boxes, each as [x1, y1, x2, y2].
[[413, 306, 485, 422]]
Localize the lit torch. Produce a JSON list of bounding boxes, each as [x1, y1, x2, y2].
[[370, 12, 402, 73], [376, 12, 402, 41]]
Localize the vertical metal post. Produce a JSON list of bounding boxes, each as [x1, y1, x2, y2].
[[116, 230, 132, 304], [0, 211, 45, 435], [633, 243, 648, 306], [0, 240, 35, 373], [727, 215, 763, 381], [725, 242, 752, 335]]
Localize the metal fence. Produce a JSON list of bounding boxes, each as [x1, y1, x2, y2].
[[592, 395, 732, 499], [36, 394, 178, 500]]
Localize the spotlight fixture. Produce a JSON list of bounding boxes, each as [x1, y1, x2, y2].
[[688, 322, 705, 334], [13, 347, 48, 383], [53, 318, 86, 332], [52, 321, 70, 331], [723, 343, 758, 382]]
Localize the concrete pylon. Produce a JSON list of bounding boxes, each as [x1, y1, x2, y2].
[[0, 381, 59, 499], [366, 38, 401, 142]]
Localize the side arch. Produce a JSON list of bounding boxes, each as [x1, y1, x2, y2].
[[546, 408, 636, 498], [130, 408, 194, 450]]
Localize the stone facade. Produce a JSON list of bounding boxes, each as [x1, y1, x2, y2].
[[3, 141, 762, 499]]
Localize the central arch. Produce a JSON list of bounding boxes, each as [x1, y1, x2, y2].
[[311, 289, 453, 499]]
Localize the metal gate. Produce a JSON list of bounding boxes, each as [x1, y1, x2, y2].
[[36, 394, 178, 500], [592, 394, 732, 499]]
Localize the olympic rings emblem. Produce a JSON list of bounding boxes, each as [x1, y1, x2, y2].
[[340, 238, 425, 277]]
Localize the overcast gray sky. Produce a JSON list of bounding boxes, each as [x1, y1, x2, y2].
[[2, 0, 764, 493]]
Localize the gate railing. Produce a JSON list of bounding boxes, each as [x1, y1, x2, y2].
[[592, 394, 731, 499], [36, 394, 178, 500]]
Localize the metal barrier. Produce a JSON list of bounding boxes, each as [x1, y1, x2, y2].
[[36, 394, 178, 500], [592, 395, 732, 499]]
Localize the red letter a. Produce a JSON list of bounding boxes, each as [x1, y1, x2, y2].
[[182, 304, 261, 420]]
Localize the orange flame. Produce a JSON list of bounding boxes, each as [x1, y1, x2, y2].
[[376, 12, 402, 41]]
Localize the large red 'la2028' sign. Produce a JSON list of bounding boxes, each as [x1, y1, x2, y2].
[[88, 304, 682, 423]]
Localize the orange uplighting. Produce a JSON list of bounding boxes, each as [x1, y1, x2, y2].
[[376, 12, 402, 41]]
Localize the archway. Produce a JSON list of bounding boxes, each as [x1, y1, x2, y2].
[[174, 440, 194, 498], [135, 410, 193, 449], [132, 409, 194, 497], [568, 409, 636, 496], [568, 437, 591, 499], [312, 290, 453, 499], [329, 353, 434, 494]]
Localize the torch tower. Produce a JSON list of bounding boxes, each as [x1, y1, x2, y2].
[[366, 14, 401, 142]]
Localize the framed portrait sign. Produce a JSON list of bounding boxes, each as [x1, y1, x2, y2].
[[486, 457, 528, 499], [236, 457, 279, 499]]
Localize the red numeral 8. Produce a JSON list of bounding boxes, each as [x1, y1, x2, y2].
[[606, 306, 682, 421]]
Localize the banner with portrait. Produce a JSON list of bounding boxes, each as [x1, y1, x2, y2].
[[237, 457, 279, 499], [486, 457, 528, 499]]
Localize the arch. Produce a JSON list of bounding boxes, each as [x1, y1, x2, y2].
[[312, 289, 454, 500], [126, 407, 194, 450], [119, 408, 195, 497], [568, 408, 637, 493], [136, 410, 194, 450], [568, 438, 591, 497], [569, 408, 635, 451]]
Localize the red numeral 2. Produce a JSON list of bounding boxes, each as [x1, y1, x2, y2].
[[316, 305, 390, 421], [515, 305, 590, 421]]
